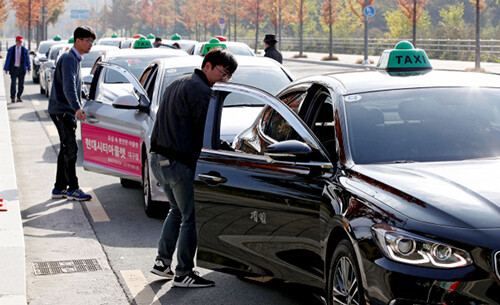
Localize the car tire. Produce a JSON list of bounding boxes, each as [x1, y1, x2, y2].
[[33, 75, 39, 84], [40, 84, 45, 95], [142, 155, 166, 218], [327, 239, 365, 305], [120, 178, 140, 188], [45, 84, 49, 97]]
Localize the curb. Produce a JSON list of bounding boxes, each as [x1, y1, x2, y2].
[[0, 61, 27, 305]]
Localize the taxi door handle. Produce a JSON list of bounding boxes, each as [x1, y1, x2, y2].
[[87, 117, 99, 124], [198, 173, 227, 184]]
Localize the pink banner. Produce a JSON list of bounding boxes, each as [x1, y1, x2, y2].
[[81, 124, 142, 177]]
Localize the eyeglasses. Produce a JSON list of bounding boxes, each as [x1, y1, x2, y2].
[[214, 66, 232, 81], [81, 38, 94, 45]]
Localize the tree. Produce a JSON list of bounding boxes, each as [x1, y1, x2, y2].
[[438, 3, 466, 39], [384, 7, 431, 39], [179, 0, 199, 39], [287, 0, 309, 57], [222, 0, 245, 41], [239, 0, 265, 52], [109, 0, 135, 36], [264, 0, 292, 49], [153, 0, 175, 35], [332, 0, 363, 38], [470, 0, 485, 70], [394, 0, 430, 47], [0, 0, 7, 30], [321, 0, 340, 58]]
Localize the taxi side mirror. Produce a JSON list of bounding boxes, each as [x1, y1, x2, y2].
[[29, 51, 35, 56], [264, 140, 312, 163], [112, 94, 140, 109], [112, 94, 149, 113]]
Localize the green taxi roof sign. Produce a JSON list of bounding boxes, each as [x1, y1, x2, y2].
[[133, 36, 153, 49], [171, 34, 181, 41], [146, 33, 155, 39], [111, 33, 118, 38], [376, 41, 432, 72], [53, 35, 61, 41], [201, 38, 227, 56], [68, 37, 74, 43]]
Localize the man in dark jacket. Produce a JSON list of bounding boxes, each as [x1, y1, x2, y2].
[[149, 48, 237, 287], [48, 26, 96, 201], [263, 34, 283, 64], [3, 35, 31, 103]]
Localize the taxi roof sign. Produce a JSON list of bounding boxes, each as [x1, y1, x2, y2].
[[111, 33, 118, 38], [68, 37, 74, 43], [133, 36, 153, 49], [53, 35, 61, 41], [376, 41, 432, 71], [147, 33, 155, 39], [201, 38, 227, 55], [171, 34, 181, 40]]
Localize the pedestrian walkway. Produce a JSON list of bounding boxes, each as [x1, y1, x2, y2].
[[281, 50, 500, 73]]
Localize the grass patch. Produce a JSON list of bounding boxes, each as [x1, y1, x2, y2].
[[292, 54, 308, 58], [321, 55, 338, 61], [464, 67, 486, 72], [355, 58, 375, 64]]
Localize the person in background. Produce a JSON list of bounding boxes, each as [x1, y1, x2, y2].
[[4, 35, 31, 103], [48, 26, 96, 201], [149, 48, 238, 288], [172, 42, 181, 49], [263, 34, 283, 64], [154, 37, 162, 48]]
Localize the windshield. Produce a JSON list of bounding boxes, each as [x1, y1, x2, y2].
[[161, 65, 291, 103], [81, 51, 103, 68], [99, 40, 121, 47], [104, 57, 156, 83], [227, 45, 254, 56], [38, 41, 61, 54], [345, 88, 500, 164], [49, 45, 68, 60]]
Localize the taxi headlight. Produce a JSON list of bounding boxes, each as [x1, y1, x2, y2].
[[372, 224, 472, 268]]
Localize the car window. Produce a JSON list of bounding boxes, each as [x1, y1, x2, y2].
[[345, 88, 500, 164], [231, 93, 306, 155], [108, 57, 155, 79], [227, 45, 253, 56]]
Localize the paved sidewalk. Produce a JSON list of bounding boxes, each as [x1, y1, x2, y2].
[[281, 51, 500, 73]]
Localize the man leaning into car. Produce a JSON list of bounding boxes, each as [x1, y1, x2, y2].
[[149, 48, 238, 288]]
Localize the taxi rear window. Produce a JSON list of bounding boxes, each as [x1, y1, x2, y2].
[[345, 88, 500, 164]]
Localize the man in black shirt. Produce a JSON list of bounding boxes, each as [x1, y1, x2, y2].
[[149, 48, 237, 288], [263, 34, 283, 64]]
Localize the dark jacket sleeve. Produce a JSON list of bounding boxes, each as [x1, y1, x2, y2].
[[3, 47, 13, 71], [61, 56, 81, 112], [23, 47, 31, 72]]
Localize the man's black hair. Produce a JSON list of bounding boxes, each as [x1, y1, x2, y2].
[[202, 48, 238, 74], [74, 26, 96, 41]]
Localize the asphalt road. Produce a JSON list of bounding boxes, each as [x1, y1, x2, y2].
[[6, 60, 345, 305]]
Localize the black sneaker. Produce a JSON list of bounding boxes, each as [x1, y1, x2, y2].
[[150, 260, 173, 278], [173, 271, 214, 288]]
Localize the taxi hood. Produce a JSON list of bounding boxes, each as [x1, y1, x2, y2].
[[352, 160, 500, 229]]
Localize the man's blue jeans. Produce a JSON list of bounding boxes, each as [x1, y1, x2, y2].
[[151, 153, 196, 277]]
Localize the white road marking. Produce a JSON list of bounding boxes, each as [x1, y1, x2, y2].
[[120, 270, 161, 305], [45, 124, 58, 137], [82, 188, 110, 222], [37, 110, 48, 119]]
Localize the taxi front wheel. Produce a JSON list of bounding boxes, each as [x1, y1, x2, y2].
[[327, 239, 365, 305]]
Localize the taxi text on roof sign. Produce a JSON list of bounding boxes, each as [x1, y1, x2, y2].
[[133, 36, 153, 49], [376, 41, 432, 71]]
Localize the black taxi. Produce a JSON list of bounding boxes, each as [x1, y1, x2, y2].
[[194, 41, 500, 304]]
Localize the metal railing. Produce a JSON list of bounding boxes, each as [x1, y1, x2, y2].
[[237, 37, 500, 57]]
